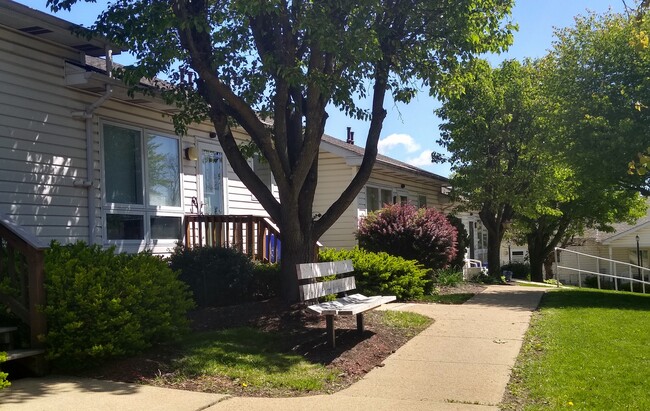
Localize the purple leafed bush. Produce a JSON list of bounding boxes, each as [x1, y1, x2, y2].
[[356, 203, 458, 270]]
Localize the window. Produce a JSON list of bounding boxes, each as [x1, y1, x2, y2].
[[418, 195, 427, 208], [366, 186, 393, 212], [103, 122, 183, 242]]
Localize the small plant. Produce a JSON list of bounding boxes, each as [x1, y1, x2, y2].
[[44, 241, 193, 370], [433, 268, 464, 287], [543, 278, 562, 286], [0, 351, 9, 390], [319, 247, 431, 300], [357, 203, 458, 270]]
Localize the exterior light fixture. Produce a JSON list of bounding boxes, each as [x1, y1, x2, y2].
[[185, 146, 199, 161]]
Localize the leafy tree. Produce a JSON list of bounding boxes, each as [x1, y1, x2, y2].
[[516, 11, 650, 282], [436, 59, 545, 277], [548, 11, 650, 196], [49, 0, 515, 300]]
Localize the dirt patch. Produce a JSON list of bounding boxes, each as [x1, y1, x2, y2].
[[73, 285, 485, 397]]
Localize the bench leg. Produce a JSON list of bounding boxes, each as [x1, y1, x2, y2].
[[357, 313, 364, 334], [326, 315, 335, 349]]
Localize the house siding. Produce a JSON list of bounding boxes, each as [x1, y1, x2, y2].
[[0, 23, 271, 253], [313, 147, 452, 250], [313, 151, 357, 249]]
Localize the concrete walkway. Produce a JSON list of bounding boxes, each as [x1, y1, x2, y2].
[[0, 285, 544, 411]]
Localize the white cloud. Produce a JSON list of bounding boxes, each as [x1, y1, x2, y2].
[[378, 133, 420, 155], [407, 150, 433, 167]]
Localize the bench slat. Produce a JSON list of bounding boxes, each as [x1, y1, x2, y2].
[[296, 260, 354, 280], [307, 293, 397, 316], [299, 276, 356, 300]]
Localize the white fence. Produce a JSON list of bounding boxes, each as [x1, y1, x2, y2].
[[554, 247, 650, 294]]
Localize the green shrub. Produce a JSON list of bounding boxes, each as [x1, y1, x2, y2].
[[251, 263, 281, 300], [319, 247, 431, 300], [169, 245, 259, 307], [0, 352, 9, 390], [357, 203, 458, 270], [433, 268, 464, 287], [44, 241, 193, 370], [500, 262, 531, 280]]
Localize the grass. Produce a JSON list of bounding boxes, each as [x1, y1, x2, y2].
[[166, 327, 338, 392], [153, 311, 432, 395], [505, 288, 650, 410], [379, 310, 432, 330], [418, 293, 475, 304]]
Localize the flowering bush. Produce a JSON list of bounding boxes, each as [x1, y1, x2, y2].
[[357, 203, 458, 270]]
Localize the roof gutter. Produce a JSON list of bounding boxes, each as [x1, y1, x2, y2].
[[71, 48, 114, 245]]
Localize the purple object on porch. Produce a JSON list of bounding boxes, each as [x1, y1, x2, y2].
[[266, 233, 281, 263]]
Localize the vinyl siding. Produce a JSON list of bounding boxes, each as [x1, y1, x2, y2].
[[0, 23, 271, 254], [313, 151, 357, 249]]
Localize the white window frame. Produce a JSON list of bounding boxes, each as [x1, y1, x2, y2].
[[366, 185, 394, 212], [101, 120, 184, 249]]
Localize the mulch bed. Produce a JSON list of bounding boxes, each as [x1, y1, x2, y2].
[[72, 285, 486, 397]]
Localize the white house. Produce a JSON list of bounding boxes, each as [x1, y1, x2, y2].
[[554, 206, 650, 286], [0, 0, 453, 256]]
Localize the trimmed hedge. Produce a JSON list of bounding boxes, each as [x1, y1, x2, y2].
[[357, 203, 458, 270], [169, 246, 280, 307], [319, 247, 431, 300], [44, 242, 193, 370]]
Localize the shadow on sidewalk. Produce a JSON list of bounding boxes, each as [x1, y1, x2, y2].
[[0, 376, 142, 405], [462, 285, 545, 312]]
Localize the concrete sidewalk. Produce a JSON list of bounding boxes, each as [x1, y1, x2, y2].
[[0, 285, 544, 411]]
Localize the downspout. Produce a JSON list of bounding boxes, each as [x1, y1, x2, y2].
[[71, 48, 114, 245]]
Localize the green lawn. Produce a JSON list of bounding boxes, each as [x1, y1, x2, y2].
[[152, 311, 431, 395], [505, 288, 650, 410], [167, 327, 337, 392]]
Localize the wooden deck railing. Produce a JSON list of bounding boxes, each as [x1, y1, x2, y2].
[[184, 215, 281, 263], [0, 215, 47, 348]]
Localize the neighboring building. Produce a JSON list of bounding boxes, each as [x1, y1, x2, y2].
[[314, 133, 452, 249], [0, 0, 452, 255], [554, 207, 650, 285]]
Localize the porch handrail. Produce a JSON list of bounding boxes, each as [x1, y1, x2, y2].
[[184, 214, 281, 263], [554, 247, 650, 293], [0, 214, 47, 347]]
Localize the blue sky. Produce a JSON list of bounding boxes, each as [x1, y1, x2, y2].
[[19, 0, 627, 177]]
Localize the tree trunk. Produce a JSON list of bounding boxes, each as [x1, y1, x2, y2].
[[486, 229, 503, 277], [527, 235, 545, 283], [278, 229, 315, 302]]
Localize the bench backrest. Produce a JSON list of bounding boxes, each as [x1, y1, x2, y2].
[[296, 260, 355, 301]]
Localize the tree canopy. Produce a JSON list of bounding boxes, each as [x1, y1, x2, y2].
[[437, 9, 649, 281], [49, 0, 516, 299]]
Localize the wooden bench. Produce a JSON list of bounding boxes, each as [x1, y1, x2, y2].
[[296, 260, 396, 348]]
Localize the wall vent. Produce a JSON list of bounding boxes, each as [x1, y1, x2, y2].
[[19, 26, 53, 35]]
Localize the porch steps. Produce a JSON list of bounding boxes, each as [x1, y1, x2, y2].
[[1, 325, 46, 374], [6, 348, 45, 361]]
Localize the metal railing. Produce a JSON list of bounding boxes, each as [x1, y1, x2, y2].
[[554, 247, 650, 293], [0, 215, 47, 347], [184, 214, 281, 263]]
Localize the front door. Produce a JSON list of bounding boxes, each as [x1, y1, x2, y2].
[[199, 146, 224, 215]]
